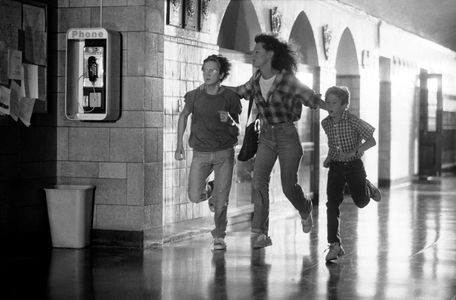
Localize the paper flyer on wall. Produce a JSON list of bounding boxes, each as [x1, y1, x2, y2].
[[0, 0, 21, 49], [8, 49, 23, 80], [18, 97, 35, 127], [38, 65, 46, 100], [24, 29, 47, 66], [23, 63, 38, 98], [0, 42, 8, 85], [23, 4, 46, 32], [0, 85, 11, 114], [9, 80, 22, 121]]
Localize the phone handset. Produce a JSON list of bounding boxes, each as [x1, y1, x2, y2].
[[88, 56, 98, 82]]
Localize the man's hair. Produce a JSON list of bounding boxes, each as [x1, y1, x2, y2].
[[325, 86, 350, 106], [254, 34, 297, 72], [202, 54, 231, 82]]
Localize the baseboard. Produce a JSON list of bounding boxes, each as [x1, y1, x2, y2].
[[91, 205, 255, 249], [379, 176, 414, 188], [91, 229, 143, 249], [442, 163, 456, 173]]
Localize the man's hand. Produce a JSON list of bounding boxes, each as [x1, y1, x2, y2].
[[338, 151, 357, 161], [175, 144, 185, 160], [217, 110, 234, 125]]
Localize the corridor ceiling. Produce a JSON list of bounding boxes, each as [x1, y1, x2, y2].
[[337, 0, 456, 52]]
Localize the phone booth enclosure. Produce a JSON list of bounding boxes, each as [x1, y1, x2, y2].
[[65, 28, 121, 121]]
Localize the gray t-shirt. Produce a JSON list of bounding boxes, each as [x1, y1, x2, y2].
[[185, 88, 241, 152]]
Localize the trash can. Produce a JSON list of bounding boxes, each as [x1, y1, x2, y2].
[[44, 185, 95, 248]]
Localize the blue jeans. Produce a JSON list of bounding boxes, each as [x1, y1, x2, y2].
[[188, 148, 235, 238], [251, 122, 312, 235], [326, 159, 370, 244]]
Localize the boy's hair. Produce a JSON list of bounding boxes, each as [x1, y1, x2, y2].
[[202, 54, 231, 82], [325, 86, 350, 106], [254, 33, 297, 73]]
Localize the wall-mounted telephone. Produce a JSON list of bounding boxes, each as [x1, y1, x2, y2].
[[88, 56, 98, 82], [83, 46, 104, 88], [65, 28, 121, 121], [82, 44, 105, 113]]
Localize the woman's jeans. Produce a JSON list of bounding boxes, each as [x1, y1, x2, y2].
[[251, 122, 312, 235], [326, 159, 370, 244], [188, 148, 235, 239]]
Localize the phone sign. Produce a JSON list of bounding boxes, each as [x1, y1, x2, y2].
[[68, 28, 106, 40]]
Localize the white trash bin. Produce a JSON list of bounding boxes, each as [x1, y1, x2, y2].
[[45, 185, 95, 248]]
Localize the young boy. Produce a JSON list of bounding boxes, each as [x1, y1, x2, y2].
[[322, 86, 381, 262], [175, 54, 241, 251]]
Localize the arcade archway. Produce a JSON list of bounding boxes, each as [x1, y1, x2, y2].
[[289, 12, 321, 203], [335, 28, 360, 116], [217, 0, 261, 209]]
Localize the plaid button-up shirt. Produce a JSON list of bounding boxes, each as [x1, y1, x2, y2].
[[322, 110, 375, 162], [235, 69, 319, 124]]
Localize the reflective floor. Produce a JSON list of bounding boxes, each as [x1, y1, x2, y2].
[[3, 176, 456, 300]]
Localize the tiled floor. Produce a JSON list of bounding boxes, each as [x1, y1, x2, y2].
[[4, 175, 456, 300]]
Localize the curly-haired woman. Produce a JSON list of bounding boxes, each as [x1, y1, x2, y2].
[[233, 34, 326, 248]]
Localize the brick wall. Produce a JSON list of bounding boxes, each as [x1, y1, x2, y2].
[[162, 36, 218, 225], [54, 0, 164, 244]]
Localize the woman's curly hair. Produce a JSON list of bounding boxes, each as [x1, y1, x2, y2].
[[255, 34, 297, 73]]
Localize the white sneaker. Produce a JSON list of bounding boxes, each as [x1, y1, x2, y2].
[[367, 179, 381, 202], [325, 242, 345, 261], [213, 237, 226, 251], [251, 233, 272, 249], [301, 212, 313, 233]]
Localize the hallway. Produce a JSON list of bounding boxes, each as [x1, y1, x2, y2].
[[4, 176, 456, 300]]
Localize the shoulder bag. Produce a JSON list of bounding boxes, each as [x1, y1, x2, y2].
[[237, 98, 259, 161]]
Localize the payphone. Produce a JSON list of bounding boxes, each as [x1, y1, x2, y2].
[[65, 28, 121, 121]]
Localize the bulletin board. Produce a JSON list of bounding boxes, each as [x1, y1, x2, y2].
[[0, 0, 47, 127]]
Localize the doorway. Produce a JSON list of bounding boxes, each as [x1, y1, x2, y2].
[[418, 71, 443, 178]]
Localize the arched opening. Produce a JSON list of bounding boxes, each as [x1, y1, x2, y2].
[[288, 12, 320, 203], [289, 12, 318, 67], [217, 0, 261, 209], [217, 0, 261, 53], [335, 28, 360, 116]]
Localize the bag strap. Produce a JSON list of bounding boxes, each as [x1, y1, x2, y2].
[[245, 97, 255, 127]]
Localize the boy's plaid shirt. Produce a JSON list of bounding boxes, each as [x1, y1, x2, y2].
[[235, 70, 320, 125], [322, 110, 375, 162]]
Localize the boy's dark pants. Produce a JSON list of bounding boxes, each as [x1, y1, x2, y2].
[[326, 159, 370, 244]]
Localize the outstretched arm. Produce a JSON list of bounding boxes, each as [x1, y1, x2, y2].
[[299, 92, 327, 111], [317, 96, 327, 111], [295, 77, 327, 111]]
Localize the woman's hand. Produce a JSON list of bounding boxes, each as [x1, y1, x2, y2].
[[323, 156, 331, 168]]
